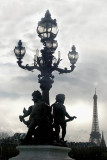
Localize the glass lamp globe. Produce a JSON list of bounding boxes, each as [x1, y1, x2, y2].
[[46, 40, 58, 50], [37, 10, 58, 40], [68, 45, 79, 65], [14, 40, 26, 59]]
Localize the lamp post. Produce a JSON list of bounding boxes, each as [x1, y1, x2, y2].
[[14, 10, 79, 105]]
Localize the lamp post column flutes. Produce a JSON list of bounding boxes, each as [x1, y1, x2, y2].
[[38, 73, 54, 105]]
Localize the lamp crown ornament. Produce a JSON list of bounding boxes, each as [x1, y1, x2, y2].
[[72, 45, 76, 51], [45, 10, 51, 19], [18, 40, 22, 46]]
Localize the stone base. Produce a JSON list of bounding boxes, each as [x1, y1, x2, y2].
[[10, 145, 73, 160]]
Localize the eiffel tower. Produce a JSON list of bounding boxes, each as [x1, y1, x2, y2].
[[89, 89, 101, 145]]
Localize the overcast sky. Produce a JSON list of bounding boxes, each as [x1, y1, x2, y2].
[[0, 0, 107, 143]]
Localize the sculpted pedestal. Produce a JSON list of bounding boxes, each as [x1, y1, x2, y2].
[[10, 145, 73, 160]]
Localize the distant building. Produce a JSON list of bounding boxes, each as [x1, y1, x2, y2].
[[0, 132, 26, 145], [68, 142, 96, 148], [89, 89, 101, 146], [69, 90, 106, 149], [12, 133, 26, 144], [101, 131, 106, 148]]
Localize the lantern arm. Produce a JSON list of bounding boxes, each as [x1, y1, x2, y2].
[[17, 59, 26, 70], [25, 64, 40, 72], [55, 64, 75, 74], [17, 59, 40, 72]]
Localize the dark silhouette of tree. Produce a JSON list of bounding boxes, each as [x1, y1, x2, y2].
[[68, 146, 107, 160]]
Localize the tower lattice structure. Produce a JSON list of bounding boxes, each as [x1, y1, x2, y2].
[[89, 90, 101, 145]]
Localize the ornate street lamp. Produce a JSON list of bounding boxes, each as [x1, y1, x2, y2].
[[37, 10, 58, 41], [68, 45, 79, 65], [14, 40, 26, 60], [14, 10, 79, 104]]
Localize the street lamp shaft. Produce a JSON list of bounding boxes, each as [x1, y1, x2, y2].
[[42, 90, 50, 105]]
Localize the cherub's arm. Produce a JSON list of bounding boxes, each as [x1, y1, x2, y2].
[[19, 106, 33, 122]]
